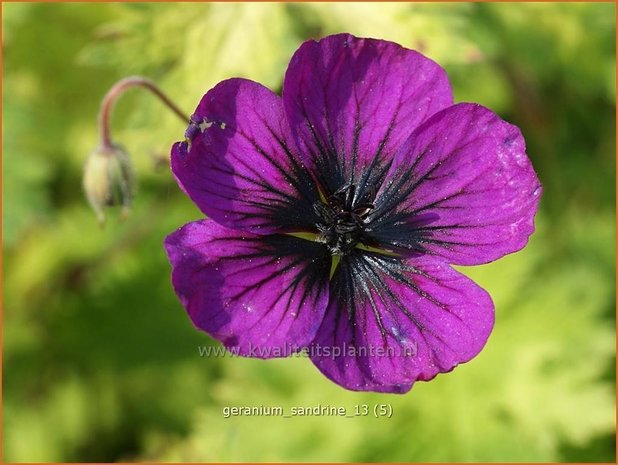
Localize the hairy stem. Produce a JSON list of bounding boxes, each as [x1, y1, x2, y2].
[[98, 76, 190, 149]]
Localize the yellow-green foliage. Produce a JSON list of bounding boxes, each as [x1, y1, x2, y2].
[[2, 3, 615, 462]]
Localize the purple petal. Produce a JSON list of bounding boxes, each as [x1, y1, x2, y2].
[[172, 78, 321, 235], [283, 33, 453, 194], [310, 252, 494, 393], [367, 103, 542, 266], [165, 220, 331, 357]]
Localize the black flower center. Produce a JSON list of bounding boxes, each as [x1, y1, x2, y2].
[[313, 183, 376, 256]]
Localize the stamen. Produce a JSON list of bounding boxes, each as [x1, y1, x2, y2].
[[313, 182, 378, 255]]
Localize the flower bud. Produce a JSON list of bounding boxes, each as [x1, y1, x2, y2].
[[83, 144, 134, 226]]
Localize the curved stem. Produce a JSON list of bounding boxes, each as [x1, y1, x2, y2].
[[98, 76, 190, 149]]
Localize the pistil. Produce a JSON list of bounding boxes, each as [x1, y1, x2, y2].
[[313, 183, 376, 255]]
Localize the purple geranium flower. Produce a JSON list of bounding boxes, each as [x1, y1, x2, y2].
[[164, 34, 541, 393]]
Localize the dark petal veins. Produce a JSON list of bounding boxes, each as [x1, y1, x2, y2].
[[310, 251, 494, 393], [367, 103, 542, 265], [165, 220, 331, 357], [283, 33, 453, 199], [171, 78, 321, 235]]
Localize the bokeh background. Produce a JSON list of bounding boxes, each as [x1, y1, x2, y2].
[[2, 2, 616, 462]]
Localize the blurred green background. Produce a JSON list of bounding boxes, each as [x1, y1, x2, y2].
[[2, 2, 616, 462]]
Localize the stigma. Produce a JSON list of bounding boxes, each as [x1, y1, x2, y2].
[[313, 183, 376, 255]]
